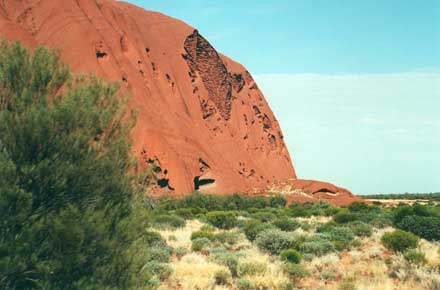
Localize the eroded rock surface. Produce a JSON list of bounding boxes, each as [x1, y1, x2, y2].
[[0, 0, 295, 194], [0, 0, 362, 204]]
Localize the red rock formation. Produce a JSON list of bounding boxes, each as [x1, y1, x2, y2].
[[0, 0, 362, 204]]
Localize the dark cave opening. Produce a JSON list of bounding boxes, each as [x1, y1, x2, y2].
[[193, 176, 216, 190]]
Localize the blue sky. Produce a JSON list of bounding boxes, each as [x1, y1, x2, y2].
[[128, 0, 440, 194]]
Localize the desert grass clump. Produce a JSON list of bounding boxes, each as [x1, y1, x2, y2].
[[169, 253, 229, 290], [151, 214, 186, 229], [237, 261, 267, 277]]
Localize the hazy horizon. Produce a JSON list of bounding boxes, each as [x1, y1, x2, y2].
[[128, 0, 440, 195]]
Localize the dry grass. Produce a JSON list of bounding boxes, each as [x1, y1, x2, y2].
[[154, 220, 203, 250], [154, 218, 439, 290]]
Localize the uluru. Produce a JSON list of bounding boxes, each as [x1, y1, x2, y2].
[[0, 0, 361, 204]]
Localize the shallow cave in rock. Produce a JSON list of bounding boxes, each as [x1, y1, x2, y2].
[[312, 188, 336, 195], [193, 176, 215, 190]]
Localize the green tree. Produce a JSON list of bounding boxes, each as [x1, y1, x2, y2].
[[0, 41, 149, 290]]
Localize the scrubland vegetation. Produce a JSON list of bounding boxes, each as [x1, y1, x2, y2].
[[1, 41, 439, 290]]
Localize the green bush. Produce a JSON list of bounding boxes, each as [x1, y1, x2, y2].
[[173, 208, 195, 219], [143, 261, 173, 281], [206, 211, 237, 229], [209, 248, 239, 276], [147, 245, 172, 263], [272, 218, 300, 231], [214, 231, 241, 246], [237, 261, 267, 277], [348, 221, 373, 237], [299, 234, 336, 256], [403, 249, 427, 265], [288, 203, 311, 217], [338, 277, 357, 290], [397, 215, 440, 241], [0, 41, 150, 290], [214, 269, 232, 285], [381, 230, 419, 252], [243, 220, 275, 241], [174, 247, 188, 259], [310, 201, 338, 216], [250, 211, 277, 222], [326, 227, 355, 250], [283, 263, 309, 280], [191, 237, 211, 252], [190, 230, 215, 241], [280, 249, 302, 264], [255, 228, 296, 255], [348, 202, 369, 212], [151, 214, 185, 229], [236, 278, 255, 290], [333, 210, 358, 224]]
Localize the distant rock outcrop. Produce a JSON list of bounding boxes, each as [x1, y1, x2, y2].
[[0, 0, 361, 204]]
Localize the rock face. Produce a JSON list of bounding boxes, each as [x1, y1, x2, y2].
[[0, 0, 361, 203]]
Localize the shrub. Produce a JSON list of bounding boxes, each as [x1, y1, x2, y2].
[[327, 227, 355, 250], [236, 278, 254, 290], [214, 269, 232, 285], [321, 270, 337, 281], [174, 247, 188, 259], [288, 203, 311, 217], [403, 249, 427, 265], [381, 230, 419, 252], [151, 214, 185, 229], [348, 221, 373, 237], [144, 261, 173, 281], [210, 249, 239, 276], [283, 263, 309, 280], [173, 208, 194, 219], [338, 277, 357, 290], [243, 220, 275, 241], [145, 230, 168, 247], [250, 211, 278, 222], [299, 235, 336, 256], [214, 231, 241, 246], [348, 202, 369, 212], [310, 200, 338, 216], [206, 211, 237, 229], [272, 218, 300, 231], [280, 249, 302, 264], [237, 261, 267, 277], [333, 210, 358, 224], [0, 41, 150, 289], [190, 230, 215, 241], [255, 228, 296, 255], [191, 237, 211, 252], [316, 221, 338, 233], [397, 215, 440, 241], [147, 245, 172, 263], [269, 195, 287, 207]]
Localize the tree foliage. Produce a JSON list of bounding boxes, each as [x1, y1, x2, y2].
[[0, 41, 149, 290]]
